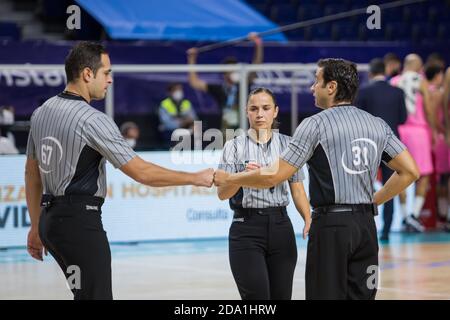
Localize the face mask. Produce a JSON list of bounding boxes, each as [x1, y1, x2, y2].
[[229, 72, 240, 84], [172, 90, 184, 102], [126, 138, 136, 149]]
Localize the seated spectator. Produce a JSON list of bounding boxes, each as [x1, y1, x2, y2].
[[158, 83, 197, 148], [120, 121, 140, 150]]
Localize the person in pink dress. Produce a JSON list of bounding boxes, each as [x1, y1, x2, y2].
[[391, 54, 435, 232], [425, 64, 449, 229], [444, 67, 450, 149]]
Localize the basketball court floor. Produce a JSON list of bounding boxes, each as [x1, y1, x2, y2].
[[1, 233, 450, 300]]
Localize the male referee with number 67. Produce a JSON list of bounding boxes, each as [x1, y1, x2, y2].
[[25, 42, 214, 300], [214, 58, 419, 299]]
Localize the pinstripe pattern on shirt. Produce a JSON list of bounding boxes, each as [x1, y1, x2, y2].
[[281, 106, 405, 205], [218, 131, 305, 208], [26, 94, 136, 198]]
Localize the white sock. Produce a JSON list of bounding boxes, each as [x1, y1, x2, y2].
[[413, 196, 425, 219], [400, 203, 408, 219], [438, 197, 448, 219]]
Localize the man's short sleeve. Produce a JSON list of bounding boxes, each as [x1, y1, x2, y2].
[[281, 117, 319, 169], [26, 130, 36, 159], [380, 119, 406, 164], [218, 139, 237, 173], [282, 135, 306, 183], [26, 111, 38, 159], [85, 113, 137, 168]]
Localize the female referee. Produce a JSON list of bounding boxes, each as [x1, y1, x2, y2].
[[217, 87, 311, 300]]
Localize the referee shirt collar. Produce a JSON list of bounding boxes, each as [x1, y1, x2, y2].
[[246, 130, 273, 147], [330, 103, 354, 108], [58, 91, 89, 103]]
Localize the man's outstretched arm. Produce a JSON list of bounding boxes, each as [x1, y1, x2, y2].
[[121, 156, 214, 188], [214, 158, 298, 189]]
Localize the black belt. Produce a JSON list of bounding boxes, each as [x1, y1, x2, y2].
[[313, 204, 378, 216], [40, 194, 104, 208], [235, 206, 287, 216]]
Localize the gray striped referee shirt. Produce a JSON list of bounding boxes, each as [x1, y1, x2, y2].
[[281, 105, 406, 207], [26, 92, 136, 198], [218, 131, 305, 209]]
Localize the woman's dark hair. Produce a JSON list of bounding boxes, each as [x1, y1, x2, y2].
[[424, 64, 444, 81], [247, 87, 279, 129], [65, 41, 108, 83]]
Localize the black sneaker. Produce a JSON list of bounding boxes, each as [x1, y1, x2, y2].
[[444, 221, 450, 233], [380, 234, 389, 242], [402, 218, 413, 233], [405, 215, 425, 233]]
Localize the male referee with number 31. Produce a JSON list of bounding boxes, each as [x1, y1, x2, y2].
[[214, 58, 420, 300], [25, 42, 214, 300]]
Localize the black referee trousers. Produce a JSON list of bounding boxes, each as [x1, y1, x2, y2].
[[229, 207, 298, 300], [38, 195, 112, 300], [305, 204, 379, 300]]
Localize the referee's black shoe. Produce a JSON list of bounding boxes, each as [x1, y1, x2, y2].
[[403, 215, 425, 233], [401, 218, 413, 233], [380, 233, 389, 242], [444, 221, 450, 233]]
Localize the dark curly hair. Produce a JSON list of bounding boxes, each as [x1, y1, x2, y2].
[[318, 58, 359, 104], [65, 41, 108, 83]]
